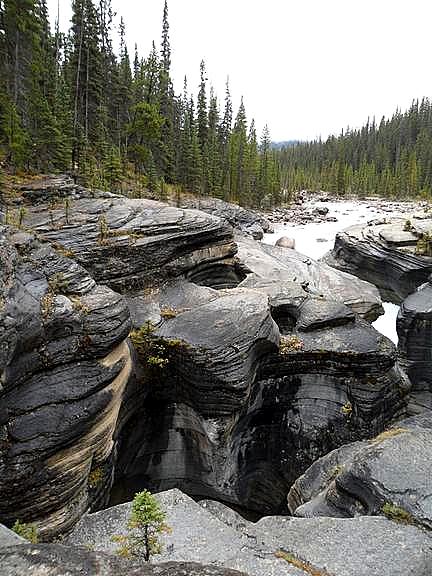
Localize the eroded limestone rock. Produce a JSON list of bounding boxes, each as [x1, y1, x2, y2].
[[322, 218, 432, 302], [288, 413, 432, 531], [0, 226, 132, 538]]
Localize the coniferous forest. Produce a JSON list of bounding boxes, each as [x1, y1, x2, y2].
[[0, 0, 281, 207], [278, 99, 432, 200], [1, 1, 432, 205]]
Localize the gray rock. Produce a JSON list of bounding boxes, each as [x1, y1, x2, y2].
[[275, 236, 296, 249], [288, 414, 432, 530], [67, 489, 303, 576], [322, 218, 432, 302], [237, 235, 383, 320], [253, 516, 432, 576], [0, 545, 248, 576], [0, 226, 133, 538], [21, 191, 237, 292], [114, 275, 404, 515], [176, 196, 272, 236], [0, 524, 26, 548], [397, 277, 432, 413], [67, 488, 432, 576]]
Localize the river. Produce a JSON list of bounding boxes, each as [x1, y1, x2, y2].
[[262, 199, 402, 343]]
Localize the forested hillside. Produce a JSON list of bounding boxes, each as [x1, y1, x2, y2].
[[279, 98, 432, 199], [0, 0, 281, 206]]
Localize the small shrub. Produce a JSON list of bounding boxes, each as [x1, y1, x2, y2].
[[279, 335, 304, 354], [88, 466, 104, 489], [130, 322, 169, 369], [403, 219, 412, 232], [40, 292, 55, 318], [12, 520, 38, 543], [64, 198, 71, 224], [18, 207, 26, 229], [415, 231, 432, 256], [98, 214, 109, 243], [48, 272, 69, 294], [382, 502, 414, 525], [160, 306, 178, 319], [370, 427, 407, 444], [114, 490, 169, 561], [341, 400, 352, 416], [70, 295, 90, 314]]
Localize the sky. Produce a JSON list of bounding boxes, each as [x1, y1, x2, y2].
[[46, 0, 432, 142]]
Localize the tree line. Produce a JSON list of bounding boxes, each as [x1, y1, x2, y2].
[[0, 0, 281, 207], [278, 98, 432, 199]]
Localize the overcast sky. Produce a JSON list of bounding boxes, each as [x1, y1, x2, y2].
[[47, 0, 432, 142]]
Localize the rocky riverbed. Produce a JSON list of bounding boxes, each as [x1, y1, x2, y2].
[[0, 178, 431, 575]]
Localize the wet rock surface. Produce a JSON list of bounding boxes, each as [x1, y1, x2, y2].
[[322, 217, 432, 302]]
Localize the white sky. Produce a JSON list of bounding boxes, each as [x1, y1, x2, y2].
[[47, 0, 432, 142]]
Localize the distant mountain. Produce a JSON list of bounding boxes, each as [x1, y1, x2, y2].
[[271, 140, 301, 150]]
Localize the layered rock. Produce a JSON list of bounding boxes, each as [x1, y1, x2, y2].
[[236, 235, 383, 320], [1, 177, 407, 536], [66, 488, 432, 576], [0, 545, 248, 576], [174, 195, 273, 239], [0, 226, 132, 538], [113, 275, 405, 514], [15, 183, 237, 292], [322, 217, 432, 302], [288, 413, 432, 531], [67, 489, 304, 576], [397, 276, 432, 413]]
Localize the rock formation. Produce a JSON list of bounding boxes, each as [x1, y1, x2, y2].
[[114, 273, 405, 514], [288, 412, 432, 531], [172, 195, 273, 239], [397, 275, 432, 413], [64, 488, 432, 576], [0, 545, 248, 576], [0, 225, 132, 538], [322, 217, 432, 302], [236, 235, 383, 320], [0, 176, 406, 539]]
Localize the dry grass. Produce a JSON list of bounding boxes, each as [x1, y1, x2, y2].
[[275, 550, 334, 576], [279, 335, 304, 354], [370, 427, 408, 444]]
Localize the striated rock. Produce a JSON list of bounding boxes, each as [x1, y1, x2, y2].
[[1, 177, 408, 535], [397, 276, 432, 413], [288, 413, 432, 530], [175, 195, 273, 238], [67, 489, 304, 576], [253, 515, 432, 576], [322, 218, 432, 302], [0, 545, 248, 576], [67, 488, 432, 576], [113, 275, 405, 514], [0, 226, 132, 538], [20, 189, 237, 292], [237, 235, 384, 320]]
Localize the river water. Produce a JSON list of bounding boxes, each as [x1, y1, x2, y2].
[[262, 199, 401, 343]]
